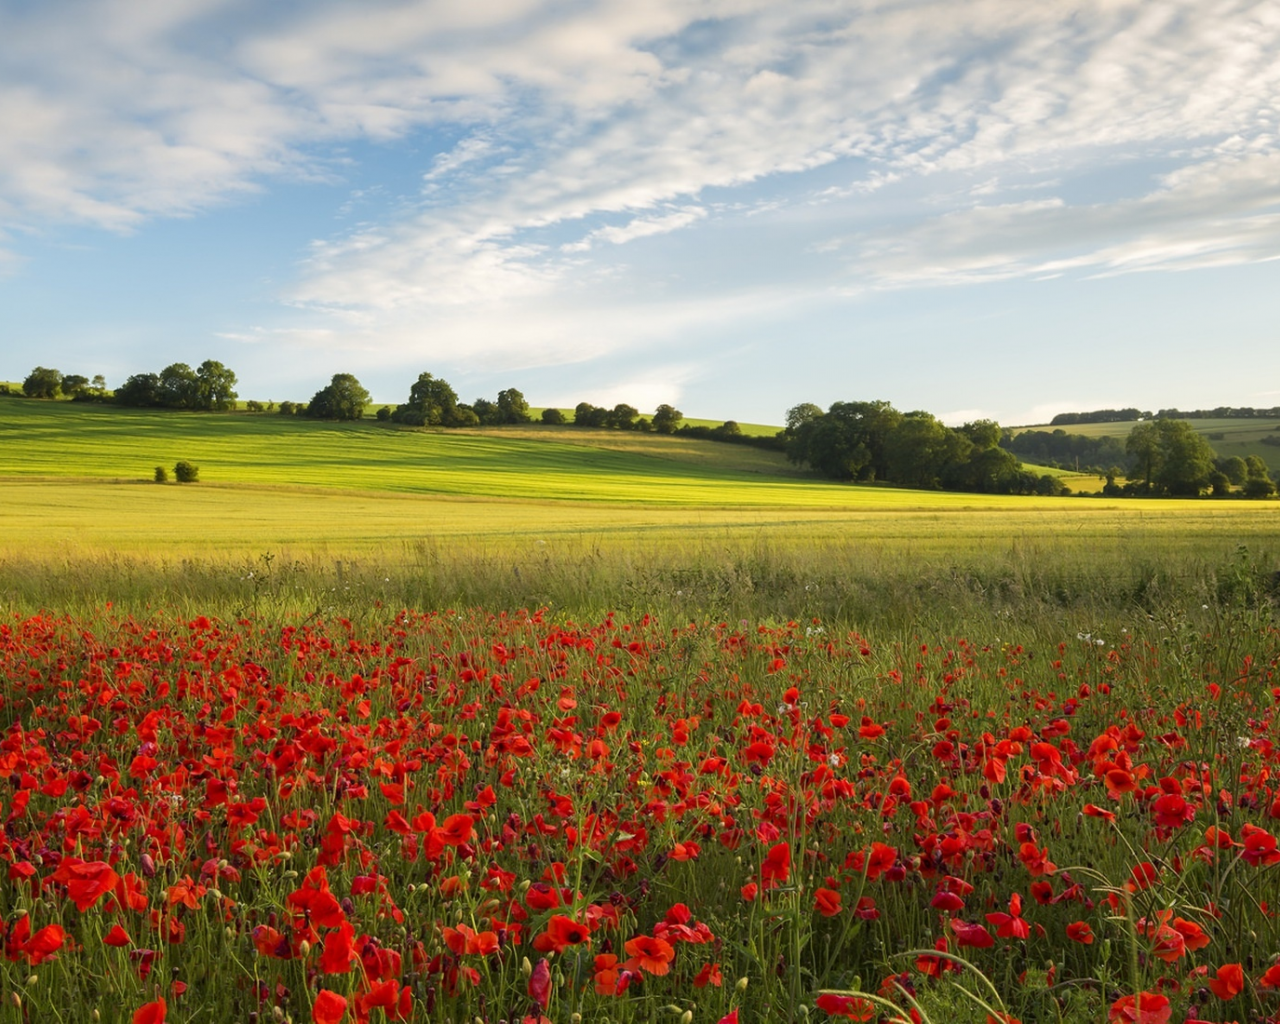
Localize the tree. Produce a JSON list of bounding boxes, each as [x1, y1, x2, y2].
[[607, 403, 639, 430], [393, 372, 461, 426], [573, 402, 608, 427], [158, 363, 199, 409], [308, 373, 371, 421], [173, 461, 199, 483], [194, 359, 238, 411], [23, 366, 62, 399], [114, 373, 163, 407], [541, 408, 566, 425], [1219, 456, 1249, 486], [60, 374, 89, 398], [1125, 419, 1216, 495], [652, 404, 683, 434], [883, 412, 968, 489], [471, 398, 499, 425], [496, 388, 531, 424], [784, 402, 824, 436]]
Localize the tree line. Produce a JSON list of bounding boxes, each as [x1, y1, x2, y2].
[[1051, 405, 1280, 425], [9, 363, 1276, 497], [782, 400, 1069, 495]]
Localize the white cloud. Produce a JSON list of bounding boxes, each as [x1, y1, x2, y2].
[[4, 0, 1280, 366]]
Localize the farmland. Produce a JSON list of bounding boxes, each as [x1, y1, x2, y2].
[[3, 396, 1280, 1024]]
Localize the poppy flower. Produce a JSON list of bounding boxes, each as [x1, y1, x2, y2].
[[814, 888, 843, 918], [694, 962, 723, 988], [313, 989, 347, 1024], [133, 998, 166, 1024], [1108, 992, 1171, 1024], [22, 924, 66, 964], [624, 935, 676, 976], [816, 993, 876, 1020], [320, 923, 356, 974], [950, 920, 995, 949], [533, 915, 591, 953], [528, 957, 552, 1009], [761, 843, 791, 887], [1066, 922, 1094, 944], [1207, 963, 1244, 1000], [103, 924, 133, 948]]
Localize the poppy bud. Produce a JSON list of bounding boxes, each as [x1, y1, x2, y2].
[[737, 977, 750, 992]]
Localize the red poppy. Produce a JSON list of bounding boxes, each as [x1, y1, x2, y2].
[[816, 993, 876, 1020], [1066, 922, 1094, 944], [1207, 963, 1244, 1000], [624, 935, 676, 976], [533, 915, 591, 953], [761, 843, 791, 887], [529, 957, 552, 1009], [1108, 992, 1170, 1024], [313, 989, 347, 1024], [133, 998, 166, 1024], [951, 920, 995, 949], [814, 888, 843, 918], [319, 923, 356, 974], [103, 924, 133, 948]]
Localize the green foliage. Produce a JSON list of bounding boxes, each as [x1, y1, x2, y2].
[[22, 366, 62, 399], [652, 403, 683, 434], [173, 460, 199, 483], [1125, 419, 1217, 495], [541, 407, 566, 425], [154, 465, 168, 483], [392, 371, 465, 426], [308, 373, 371, 421], [194, 358, 238, 411]]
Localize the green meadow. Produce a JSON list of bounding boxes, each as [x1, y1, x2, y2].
[[2, 396, 1278, 623], [1017, 416, 1280, 472]]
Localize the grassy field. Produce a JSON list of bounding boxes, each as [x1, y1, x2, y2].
[[2, 396, 1277, 621], [1017, 416, 1280, 471]]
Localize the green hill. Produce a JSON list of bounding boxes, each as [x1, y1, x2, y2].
[[1015, 417, 1280, 473]]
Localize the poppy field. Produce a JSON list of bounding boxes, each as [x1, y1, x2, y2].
[[2, 596, 1279, 1024]]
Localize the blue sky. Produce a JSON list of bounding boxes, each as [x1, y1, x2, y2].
[[3, 0, 1279, 426]]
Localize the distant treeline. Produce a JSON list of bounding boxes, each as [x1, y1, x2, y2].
[[1050, 405, 1280, 425], [1001, 429, 1130, 473], [782, 400, 1069, 495]]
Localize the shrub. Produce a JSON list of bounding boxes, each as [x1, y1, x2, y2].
[[541, 408, 566, 425], [376, 406, 391, 421], [154, 466, 168, 483], [174, 461, 199, 483]]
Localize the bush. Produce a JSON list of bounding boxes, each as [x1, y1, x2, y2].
[[376, 406, 391, 421], [154, 466, 168, 483], [541, 408, 566, 425], [174, 461, 199, 483]]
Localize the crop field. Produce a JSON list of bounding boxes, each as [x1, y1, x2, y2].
[[3, 397, 1280, 1024], [1016, 419, 1280, 473]]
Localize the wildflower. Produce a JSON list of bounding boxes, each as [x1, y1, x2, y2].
[[624, 935, 676, 976], [312, 989, 348, 1024], [1065, 922, 1094, 944], [133, 998, 167, 1024], [1108, 992, 1171, 1024], [814, 888, 843, 918], [528, 957, 552, 1009], [1206, 963, 1244, 1000]]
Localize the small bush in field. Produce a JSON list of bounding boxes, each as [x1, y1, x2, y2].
[[154, 465, 168, 483], [174, 460, 199, 483]]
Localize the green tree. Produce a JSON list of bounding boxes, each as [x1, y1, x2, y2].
[[393, 372, 461, 426], [541, 408, 566, 425], [308, 373, 371, 421], [1219, 456, 1249, 486], [23, 366, 62, 399], [1152, 420, 1215, 496], [1125, 421, 1162, 492], [115, 373, 163, 407], [60, 374, 90, 398], [496, 388, 531, 424], [158, 363, 199, 409], [652, 404, 683, 434], [784, 402, 824, 436], [574, 402, 608, 427], [883, 412, 969, 489], [789, 400, 902, 481], [173, 460, 199, 483], [607, 403, 639, 430], [195, 359, 239, 411]]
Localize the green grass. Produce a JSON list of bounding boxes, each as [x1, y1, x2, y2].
[[1017, 416, 1280, 471]]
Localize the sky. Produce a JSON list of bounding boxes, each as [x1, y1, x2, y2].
[[2, 0, 1279, 427]]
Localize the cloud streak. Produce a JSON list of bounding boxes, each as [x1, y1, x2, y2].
[[3, 0, 1279, 372]]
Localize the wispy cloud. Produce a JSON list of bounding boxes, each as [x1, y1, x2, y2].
[[3, 0, 1280, 364]]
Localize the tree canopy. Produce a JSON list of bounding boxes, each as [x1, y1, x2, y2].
[[308, 373, 371, 421]]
